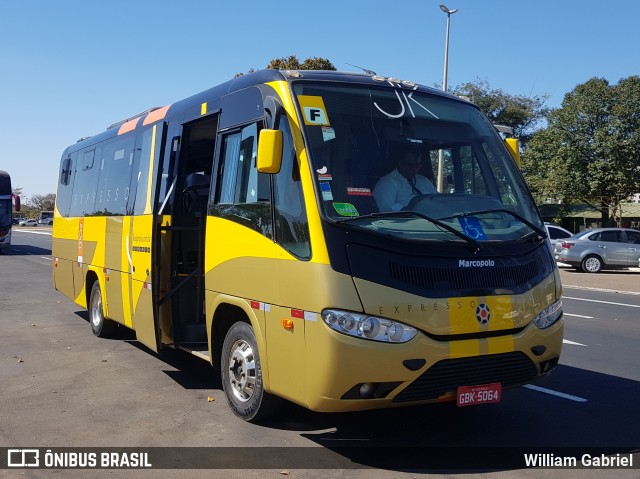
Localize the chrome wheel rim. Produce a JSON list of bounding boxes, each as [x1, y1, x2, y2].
[[228, 339, 257, 403], [585, 257, 601, 272], [90, 290, 103, 328]]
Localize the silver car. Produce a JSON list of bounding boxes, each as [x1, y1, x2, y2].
[[554, 227, 640, 273]]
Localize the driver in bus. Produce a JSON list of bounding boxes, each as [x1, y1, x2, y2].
[[373, 145, 436, 212]]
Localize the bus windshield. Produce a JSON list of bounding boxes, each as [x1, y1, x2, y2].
[[293, 83, 543, 243]]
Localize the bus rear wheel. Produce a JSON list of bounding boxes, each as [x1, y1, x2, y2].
[[89, 281, 116, 337], [221, 322, 281, 422]]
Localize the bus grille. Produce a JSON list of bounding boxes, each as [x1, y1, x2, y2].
[[389, 261, 539, 292], [393, 352, 538, 403]]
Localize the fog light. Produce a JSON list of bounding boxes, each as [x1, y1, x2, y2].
[[359, 383, 374, 398], [531, 345, 547, 356]]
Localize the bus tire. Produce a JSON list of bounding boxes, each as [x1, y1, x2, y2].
[[221, 321, 281, 422], [89, 281, 116, 337]]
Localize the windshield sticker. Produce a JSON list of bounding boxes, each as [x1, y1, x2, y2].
[[458, 217, 487, 240], [317, 173, 332, 181], [333, 202, 359, 217], [298, 95, 330, 126], [320, 182, 333, 201], [373, 84, 439, 120], [322, 126, 336, 142], [346, 187, 372, 196], [317, 166, 328, 174]]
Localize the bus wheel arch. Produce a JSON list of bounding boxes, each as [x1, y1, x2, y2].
[[210, 303, 251, 370]]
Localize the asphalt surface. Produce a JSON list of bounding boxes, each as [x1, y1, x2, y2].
[[1, 228, 638, 479], [558, 265, 640, 294]]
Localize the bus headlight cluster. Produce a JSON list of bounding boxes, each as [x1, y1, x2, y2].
[[532, 299, 563, 329], [321, 309, 417, 343]]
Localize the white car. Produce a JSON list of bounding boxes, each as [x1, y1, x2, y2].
[[545, 223, 572, 251], [19, 219, 38, 227]]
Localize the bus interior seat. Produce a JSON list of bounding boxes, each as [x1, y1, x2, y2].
[[183, 173, 211, 215]]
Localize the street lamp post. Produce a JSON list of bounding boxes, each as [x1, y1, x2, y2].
[[437, 4, 458, 192], [440, 4, 458, 93]]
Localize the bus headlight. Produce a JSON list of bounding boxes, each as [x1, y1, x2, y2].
[[532, 299, 563, 329], [322, 309, 417, 343]]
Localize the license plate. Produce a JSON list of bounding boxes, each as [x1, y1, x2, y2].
[[457, 383, 502, 407]]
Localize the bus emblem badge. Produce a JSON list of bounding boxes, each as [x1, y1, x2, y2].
[[475, 304, 491, 325]]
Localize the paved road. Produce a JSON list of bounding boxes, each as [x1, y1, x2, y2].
[[559, 260, 640, 293], [1, 229, 638, 478]]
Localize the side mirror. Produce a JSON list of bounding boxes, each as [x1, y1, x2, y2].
[[505, 138, 520, 167], [13, 194, 20, 212], [257, 129, 283, 174]]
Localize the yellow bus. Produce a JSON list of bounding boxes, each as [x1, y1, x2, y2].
[[52, 70, 563, 421]]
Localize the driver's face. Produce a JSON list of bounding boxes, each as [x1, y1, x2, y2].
[[399, 154, 422, 178]]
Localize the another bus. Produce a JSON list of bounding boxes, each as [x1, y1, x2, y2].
[[39, 211, 54, 225], [0, 170, 20, 254], [52, 70, 563, 421]]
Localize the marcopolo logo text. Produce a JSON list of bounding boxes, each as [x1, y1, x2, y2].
[[458, 259, 495, 268]]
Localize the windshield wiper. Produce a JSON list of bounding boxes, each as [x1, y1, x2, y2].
[[440, 208, 547, 239], [334, 211, 482, 250]]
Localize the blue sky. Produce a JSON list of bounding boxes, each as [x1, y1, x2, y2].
[[2, 0, 638, 199]]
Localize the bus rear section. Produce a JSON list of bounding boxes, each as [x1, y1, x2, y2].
[[39, 211, 54, 225], [0, 170, 19, 253], [52, 70, 563, 422]]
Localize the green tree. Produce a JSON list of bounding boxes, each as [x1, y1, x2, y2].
[[28, 193, 56, 212], [236, 55, 336, 77], [522, 76, 640, 225], [452, 79, 549, 145], [266, 55, 336, 71]]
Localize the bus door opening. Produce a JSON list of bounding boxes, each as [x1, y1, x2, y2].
[[169, 115, 218, 345]]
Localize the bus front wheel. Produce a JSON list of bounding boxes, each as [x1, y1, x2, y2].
[[221, 322, 281, 422], [89, 281, 116, 337]]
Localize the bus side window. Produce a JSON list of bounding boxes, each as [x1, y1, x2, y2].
[[212, 122, 272, 238], [273, 118, 310, 259], [132, 127, 156, 215], [95, 136, 135, 216], [70, 148, 99, 217], [56, 153, 76, 217]]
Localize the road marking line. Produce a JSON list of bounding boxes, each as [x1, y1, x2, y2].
[[523, 384, 587, 402], [563, 284, 640, 296], [563, 296, 640, 308], [563, 339, 587, 346], [564, 313, 593, 318], [13, 229, 52, 236]]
